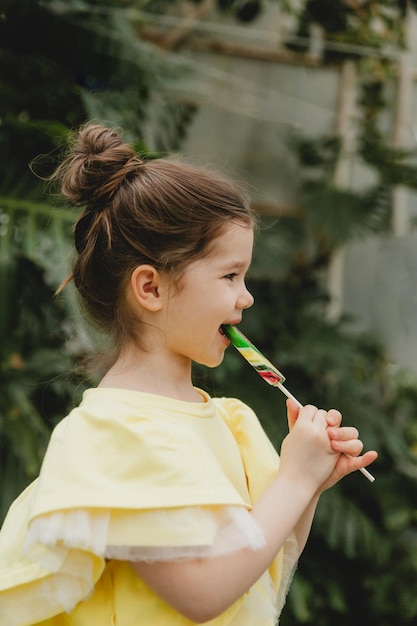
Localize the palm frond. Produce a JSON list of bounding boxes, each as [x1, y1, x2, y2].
[[315, 488, 383, 560], [0, 196, 75, 331]]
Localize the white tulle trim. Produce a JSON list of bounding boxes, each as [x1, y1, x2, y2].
[[32, 549, 96, 612], [25, 510, 108, 565], [226, 533, 298, 626], [19, 506, 265, 621], [1, 547, 99, 626], [26, 506, 265, 566], [21, 510, 296, 625], [275, 533, 299, 622], [107, 506, 265, 561]]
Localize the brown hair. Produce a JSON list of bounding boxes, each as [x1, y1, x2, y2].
[[52, 123, 254, 358]]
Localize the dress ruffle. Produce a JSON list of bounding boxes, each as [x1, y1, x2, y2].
[[11, 505, 267, 625], [26, 505, 265, 563], [23, 506, 297, 626], [275, 532, 298, 619]]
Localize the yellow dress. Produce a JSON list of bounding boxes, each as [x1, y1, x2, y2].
[[0, 388, 297, 626]]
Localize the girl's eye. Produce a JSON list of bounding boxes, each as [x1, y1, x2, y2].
[[224, 273, 237, 281]]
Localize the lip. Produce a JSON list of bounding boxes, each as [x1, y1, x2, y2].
[[223, 320, 241, 330], [220, 322, 241, 344], [219, 325, 230, 345]]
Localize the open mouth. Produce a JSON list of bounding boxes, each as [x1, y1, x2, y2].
[[219, 325, 232, 342]]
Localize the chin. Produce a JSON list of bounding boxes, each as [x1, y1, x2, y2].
[[197, 352, 225, 369], [207, 353, 225, 369]]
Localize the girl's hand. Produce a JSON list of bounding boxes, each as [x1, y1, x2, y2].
[[320, 423, 377, 492], [287, 398, 377, 492], [280, 402, 340, 495]]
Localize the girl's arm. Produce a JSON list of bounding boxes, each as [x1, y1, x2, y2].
[[285, 398, 320, 553], [132, 468, 322, 623], [286, 398, 377, 553], [132, 404, 376, 623], [288, 400, 378, 553]]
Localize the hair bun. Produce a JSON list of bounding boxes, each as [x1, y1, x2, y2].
[[60, 124, 143, 208]]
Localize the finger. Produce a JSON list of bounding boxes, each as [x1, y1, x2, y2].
[[286, 398, 301, 430], [313, 408, 329, 426], [335, 449, 378, 478], [326, 409, 342, 427], [328, 426, 359, 441], [300, 404, 318, 418], [294, 404, 320, 425], [360, 450, 378, 466], [331, 438, 364, 456]]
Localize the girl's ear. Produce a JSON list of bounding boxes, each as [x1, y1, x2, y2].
[[130, 265, 165, 312]]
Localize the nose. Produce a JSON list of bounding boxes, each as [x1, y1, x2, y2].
[[238, 283, 254, 310]]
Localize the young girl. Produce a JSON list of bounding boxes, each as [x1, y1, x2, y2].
[[0, 123, 377, 626]]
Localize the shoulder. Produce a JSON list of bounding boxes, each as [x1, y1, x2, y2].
[[211, 396, 272, 452], [212, 396, 280, 502], [31, 388, 253, 516], [212, 396, 262, 430]]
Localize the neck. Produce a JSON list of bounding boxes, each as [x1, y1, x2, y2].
[[98, 347, 202, 402]]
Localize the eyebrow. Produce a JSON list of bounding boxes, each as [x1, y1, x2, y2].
[[220, 260, 251, 272]]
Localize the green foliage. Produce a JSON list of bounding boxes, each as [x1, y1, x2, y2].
[[0, 195, 87, 518], [0, 255, 87, 521], [293, 135, 393, 247], [196, 2, 417, 622], [2, 2, 417, 625], [286, 0, 410, 61], [0, 0, 196, 197], [0, 0, 196, 518], [286, 0, 417, 196]]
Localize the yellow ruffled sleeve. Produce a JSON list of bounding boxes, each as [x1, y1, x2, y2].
[[0, 389, 264, 626], [0, 481, 105, 626]]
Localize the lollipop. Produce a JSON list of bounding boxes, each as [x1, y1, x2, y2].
[[223, 325, 375, 483]]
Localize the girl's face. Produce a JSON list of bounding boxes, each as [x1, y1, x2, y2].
[[161, 221, 254, 368]]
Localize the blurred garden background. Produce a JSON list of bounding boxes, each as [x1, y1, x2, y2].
[[2, 0, 417, 624]]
